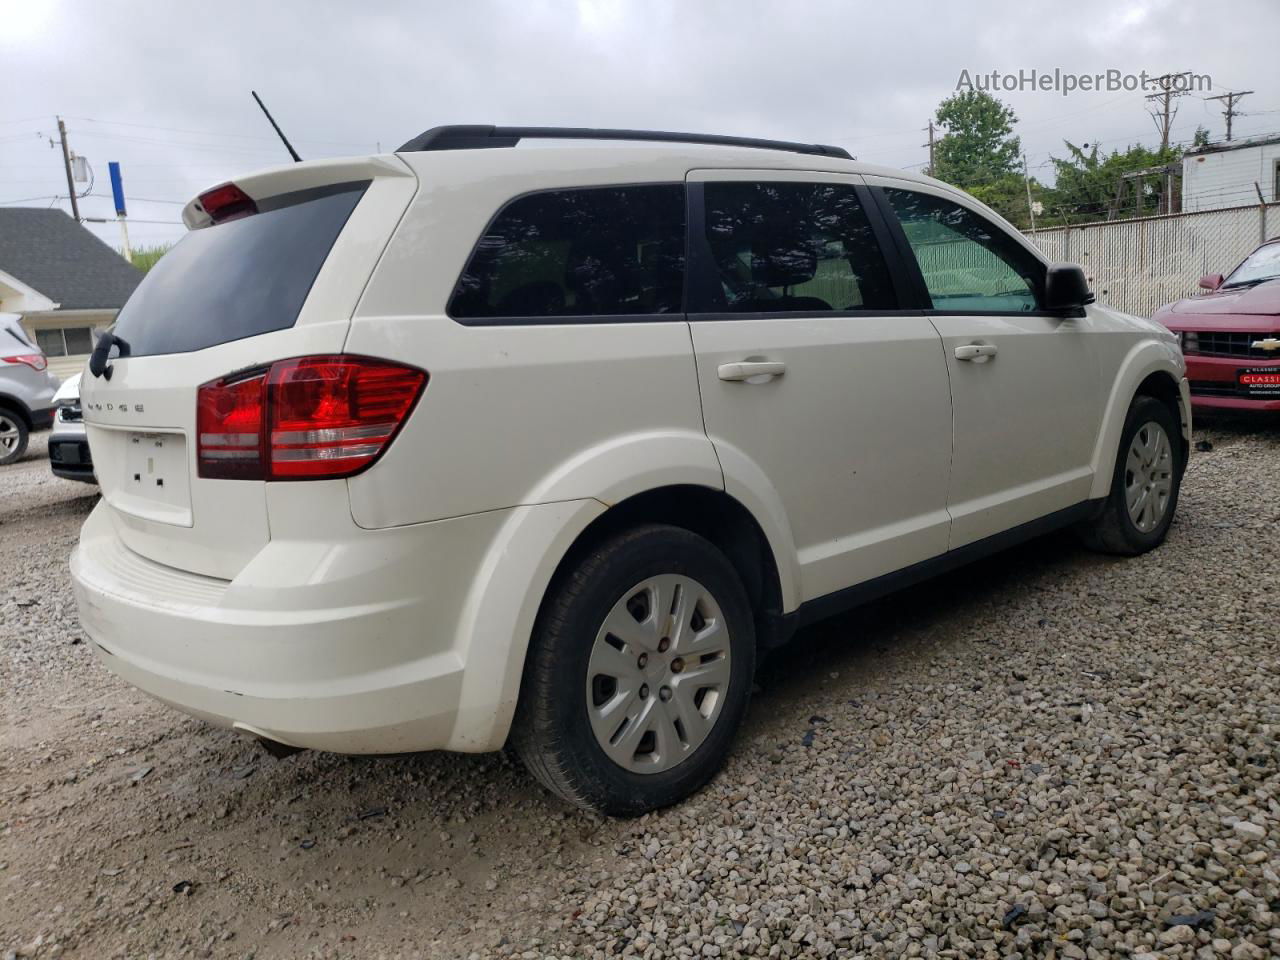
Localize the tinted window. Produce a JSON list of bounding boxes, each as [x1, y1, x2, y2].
[[694, 181, 895, 314], [884, 188, 1041, 312], [449, 185, 685, 320], [112, 182, 367, 357]]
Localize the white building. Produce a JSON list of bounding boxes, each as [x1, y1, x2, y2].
[[1182, 134, 1280, 213]]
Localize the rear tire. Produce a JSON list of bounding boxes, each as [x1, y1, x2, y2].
[[0, 408, 29, 465], [1077, 395, 1182, 556], [512, 524, 755, 816]]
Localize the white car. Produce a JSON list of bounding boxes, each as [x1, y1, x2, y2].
[[49, 372, 96, 483], [71, 127, 1189, 815]]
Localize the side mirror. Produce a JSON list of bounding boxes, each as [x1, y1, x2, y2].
[[1198, 273, 1224, 291], [1044, 263, 1094, 313]]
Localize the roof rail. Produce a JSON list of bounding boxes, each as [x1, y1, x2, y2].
[[397, 125, 853, 160]]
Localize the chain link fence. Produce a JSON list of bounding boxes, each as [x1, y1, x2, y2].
[[1027, 203, 1278, 317]]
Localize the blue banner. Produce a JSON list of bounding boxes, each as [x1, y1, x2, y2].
[[108, 162, 126, 216]]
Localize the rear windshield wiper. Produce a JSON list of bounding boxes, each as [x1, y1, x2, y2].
[[88, 331, 131, 380]]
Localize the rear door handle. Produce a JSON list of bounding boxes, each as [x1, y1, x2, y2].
[[954, 343, 998, 361], [717, 360, 787, 382]]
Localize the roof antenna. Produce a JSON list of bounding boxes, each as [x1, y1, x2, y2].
[[251, 91, 302, 163]]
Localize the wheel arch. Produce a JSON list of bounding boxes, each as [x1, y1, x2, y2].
[[545, 485, 792, 653], [0, 393, 33, 429], [1133, 369, 1190, 464], [448, 484, 794, 754], [1088, 341, 1187, 500]]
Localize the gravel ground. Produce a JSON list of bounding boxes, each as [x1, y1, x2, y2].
[[2, 418, 1278, 960]]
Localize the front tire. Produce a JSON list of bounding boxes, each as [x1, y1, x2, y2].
[[512, 524, 755, 816], [1077, 394, 1182, 556], [0, 409, 29, 465]]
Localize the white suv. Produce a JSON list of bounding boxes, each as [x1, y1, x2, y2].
[[71, 126, 1189, 815]]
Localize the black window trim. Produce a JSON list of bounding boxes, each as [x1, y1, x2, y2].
[[685, 179, 925, 321], [865, 184, 1076, 319], [446, 181, 691, 327]]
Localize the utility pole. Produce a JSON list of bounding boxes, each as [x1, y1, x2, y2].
[[922, 120, 936, 177], [1023, 152, 1037, 234], [1205, 90, 1252, 141], [56, 117, 80, 221], [1145, 72, 1192, 153]]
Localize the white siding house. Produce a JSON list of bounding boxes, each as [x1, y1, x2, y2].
[[0, 208, 141, 380], [1182, 134, 1280, 213]]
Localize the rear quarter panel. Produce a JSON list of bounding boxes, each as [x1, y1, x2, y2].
[[344, 151, 720, 529]]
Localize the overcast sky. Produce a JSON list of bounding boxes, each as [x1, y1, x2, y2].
[[2, 0, 1277, 249]]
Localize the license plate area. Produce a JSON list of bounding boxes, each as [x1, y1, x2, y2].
[[114, 431, 193, 526], [1238, 368, 1280, 398]]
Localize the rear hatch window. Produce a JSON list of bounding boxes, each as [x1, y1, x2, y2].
[[112, 181, 368, 358]]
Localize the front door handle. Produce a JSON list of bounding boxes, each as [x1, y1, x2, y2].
[[717, 360, 787, 382], [954, 343, 998, 361]]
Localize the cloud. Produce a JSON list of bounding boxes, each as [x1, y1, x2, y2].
[[1, 0, 1275, 247]]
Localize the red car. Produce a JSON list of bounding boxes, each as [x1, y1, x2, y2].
[[1154, 238, 1280, 411]]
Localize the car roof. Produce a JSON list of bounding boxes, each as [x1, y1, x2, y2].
[[398, 124, 855, 159], [395, 140, 949, 190]]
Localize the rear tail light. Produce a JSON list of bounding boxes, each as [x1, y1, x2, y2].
[[4, 353, 48, 372], [197, 371, 265, 479], [197, 356, 426, 481], [197, 183, 257, 224]]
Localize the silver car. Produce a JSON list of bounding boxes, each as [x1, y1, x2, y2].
[[1, 313, 59, 465]]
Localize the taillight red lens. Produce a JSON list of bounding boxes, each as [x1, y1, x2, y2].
[[4, 353, 47, 372], [196, 356, 426, 481], [197, 183, 257, 224], [197, 370, 265, 479]]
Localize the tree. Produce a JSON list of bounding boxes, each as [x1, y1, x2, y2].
[[130, 243, 171, 273], [1044, 141, 1182, 224], [969, 173, 1047, 231], [932, 91, 1022, 188], [1192, 125, 1211, 148]]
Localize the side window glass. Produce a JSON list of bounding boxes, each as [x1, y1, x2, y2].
[[883, 188, 1041, 312], [449, 185, 685, 319], [695, 181, 896, 313]]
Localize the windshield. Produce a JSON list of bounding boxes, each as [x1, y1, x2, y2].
[[111, 181, 367, 357], [1222, 242, 1280, 289]]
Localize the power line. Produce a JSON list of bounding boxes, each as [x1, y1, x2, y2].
[[65, 115, 372, 150], [127, 196, 188, 205], [69, 129, 294, 159], [81, 216, 182, 226]]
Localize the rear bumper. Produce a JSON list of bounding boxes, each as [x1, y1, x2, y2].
[[70, 499, 520, 754], [1185, 354, 1280, 411]]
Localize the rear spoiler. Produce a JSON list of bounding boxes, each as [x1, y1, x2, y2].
[[183, 155, 415, 230]]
